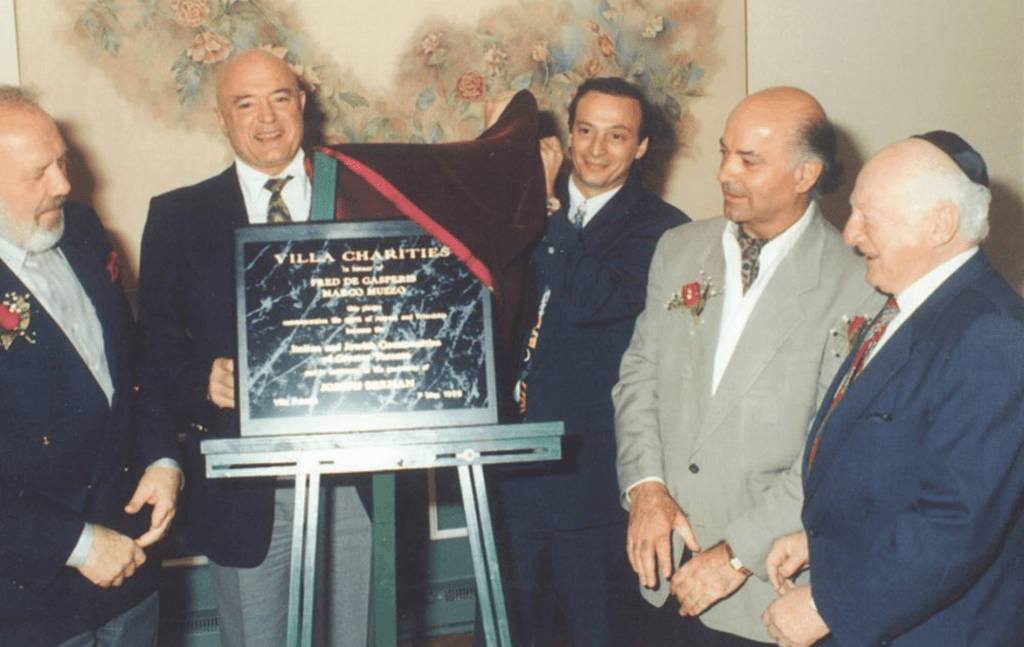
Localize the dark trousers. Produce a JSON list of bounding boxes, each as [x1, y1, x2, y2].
[[638, 595, 774, 647], [476, 517, 641, 647]]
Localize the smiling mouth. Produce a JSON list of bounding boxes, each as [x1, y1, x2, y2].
[[255, 131, 284, 143]]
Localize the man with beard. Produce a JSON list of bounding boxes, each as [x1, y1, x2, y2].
[[0, 86, 180, 646]]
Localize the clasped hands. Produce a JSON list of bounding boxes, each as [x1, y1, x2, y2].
[[78, 465, 181, 588], [626, 482, 749, 617], [762, 530, 830, 647]]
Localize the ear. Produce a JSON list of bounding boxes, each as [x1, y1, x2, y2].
[[925, 199, 960, 247], [299, 90, 307, 112], [214, 107, 228, 138], [633, 136, 649, 161], [793, 158, 824, 194]]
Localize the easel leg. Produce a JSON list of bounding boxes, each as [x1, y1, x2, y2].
[[457, 464, 511, 647], [372, 472, 398, 647], [287, 465, 320, 647]]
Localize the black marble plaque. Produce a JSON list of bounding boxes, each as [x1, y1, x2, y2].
[[236, 220, 496, 435]]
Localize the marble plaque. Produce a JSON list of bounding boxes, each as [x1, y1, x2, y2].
[[235, 220, 496, 436]]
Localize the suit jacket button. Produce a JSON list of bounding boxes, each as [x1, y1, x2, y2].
[[40, 436, 51, 446], [689, 463, 699, 474]]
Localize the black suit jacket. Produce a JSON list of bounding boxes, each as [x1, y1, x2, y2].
[[137, 167, 277, 567], [499, 174, 688, 529], [0, 203, 173, 646]]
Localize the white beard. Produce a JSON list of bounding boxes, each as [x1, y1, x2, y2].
[[0, 201, 64, 252]]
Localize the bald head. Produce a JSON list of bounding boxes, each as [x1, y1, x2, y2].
[[844, 137, 989, 294], [215, 49, 306, 176], [717, 87, 835, 238], [0, 90, 70, 251]]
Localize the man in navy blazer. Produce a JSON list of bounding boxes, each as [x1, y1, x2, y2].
[[136, 51, 372, 647], [762, 133, 1024, 647], [496, 77, 688, 647], [0, 88, 180, 646]]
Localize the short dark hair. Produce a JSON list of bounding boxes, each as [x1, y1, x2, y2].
[[567, 77, 652, 142], [796, 117, 844, 196]]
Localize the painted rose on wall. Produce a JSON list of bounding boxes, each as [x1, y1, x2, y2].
[[64, 0, 721, 152]]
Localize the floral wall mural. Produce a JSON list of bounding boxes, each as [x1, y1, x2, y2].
[[66, 0, 721, 152]]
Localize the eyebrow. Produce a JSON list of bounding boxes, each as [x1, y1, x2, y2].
[[720, 138, 760, 158], [231, 88, 297, 103], [575, 120, 635, 132]]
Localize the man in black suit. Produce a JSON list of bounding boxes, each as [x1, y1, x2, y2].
[[0, 87, 180, 646], [136, 50, 371, 647], [496, 77, 688, 646]]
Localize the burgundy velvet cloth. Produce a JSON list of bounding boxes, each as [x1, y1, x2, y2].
[[315, 91, 547, 419]]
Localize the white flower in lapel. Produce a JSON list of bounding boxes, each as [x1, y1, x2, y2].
[[0, 292, 35, 350], [666, 270, 722, 331]]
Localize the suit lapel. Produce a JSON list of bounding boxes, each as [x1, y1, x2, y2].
[[58, 219, 127, 394], [802, 251, 993, 498], [689, 229, 726, 410], [693, 213, 826, 452]]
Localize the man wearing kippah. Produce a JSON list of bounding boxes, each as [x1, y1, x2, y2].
[[762, 133, 1024, 647]]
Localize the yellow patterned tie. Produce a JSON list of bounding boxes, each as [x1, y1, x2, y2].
[[265, 176, 294, 223]]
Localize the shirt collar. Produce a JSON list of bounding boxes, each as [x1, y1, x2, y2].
[[0, 230, 33, 273], [724, 200, 816, 257], [234, 149, 308, 212], [567, 177, 625, 228], [893, 246, 979, 314]]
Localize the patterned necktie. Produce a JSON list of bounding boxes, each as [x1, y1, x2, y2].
[[569, 201, 586, 231], [265, 176, 294, 223], [737, 226, 769, 294], [807, 297, 900, 469]]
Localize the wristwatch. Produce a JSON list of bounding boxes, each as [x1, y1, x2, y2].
[[723, 541, 751, 576]]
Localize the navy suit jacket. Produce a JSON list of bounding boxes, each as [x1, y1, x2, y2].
[[137, 166, 281, 568], [802, 251, 1024, 647], [0, 203, 173, 646], [500, 174, 688, 530]]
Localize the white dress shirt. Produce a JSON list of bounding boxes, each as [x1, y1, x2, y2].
[[566, 176, 624, 229], [0, 237, 114, 404], [235, 150, 311, 223], [864, 246, 978, 368], [712, 202, 816, 394]]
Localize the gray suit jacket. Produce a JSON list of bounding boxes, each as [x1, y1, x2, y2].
[[614, 207, 882, 640]]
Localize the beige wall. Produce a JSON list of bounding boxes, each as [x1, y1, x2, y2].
[[1, 0, 17, 84], [748, 0, 1024, 292], [5, 1, 1023, 290], [11, 0, 745, 290]]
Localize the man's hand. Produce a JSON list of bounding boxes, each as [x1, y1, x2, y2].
[[483, 91, 517, 130], [208, 357, 235, 408], [539, 136, 564, 203], [626, 481, 700, 589], [125, 465, 182, 548], [672, 542, 749, 616], [766, 530, 809, 593], [762, 584, 829, 647], [77, 525, 146, 588]]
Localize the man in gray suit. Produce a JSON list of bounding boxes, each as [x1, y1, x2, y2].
[[613, 87, 882, 645]]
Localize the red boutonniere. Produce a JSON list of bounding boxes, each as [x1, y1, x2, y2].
[[667, 270, 722, 330], [106, 250, 121, 283], [0, 292, 35, 350]]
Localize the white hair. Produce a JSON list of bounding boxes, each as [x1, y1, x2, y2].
[[904, 165, 991, 242]]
